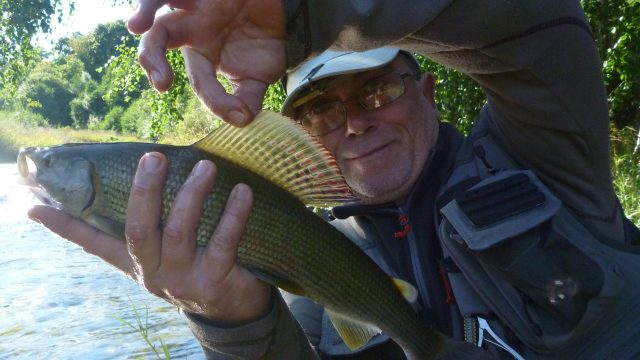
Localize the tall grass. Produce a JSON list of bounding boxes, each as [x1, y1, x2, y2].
[[0, 111, 140, 162], [114, 299, 172, 360], [611, 126, 640, 227]]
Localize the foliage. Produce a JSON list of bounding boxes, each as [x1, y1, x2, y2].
[[20, 74, 75, 127], [415, 56, 485, 135], [610, 126, 640, 226], [582, 0, 640, 129], [65, 20, 137, 80], [119, 91, 154, 135], [263, 83, 287, 112], [70, 86, 107, 128], [101, 105, 126, 131], [15, 57, 95, 127], [0, 0, 69, 99], [105, 41, 189, 140], [162, 94, 221, 145]]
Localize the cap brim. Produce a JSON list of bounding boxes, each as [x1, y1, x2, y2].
[[282, 48, 400, 116]]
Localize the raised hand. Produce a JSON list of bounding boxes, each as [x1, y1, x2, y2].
[[128, 0, 288, 126]]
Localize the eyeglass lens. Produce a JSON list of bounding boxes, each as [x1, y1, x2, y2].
[[300, 72, 410, 136]]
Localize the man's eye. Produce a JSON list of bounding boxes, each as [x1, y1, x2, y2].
[[363, 79, 387, 94], [311, 101, 339, 114]]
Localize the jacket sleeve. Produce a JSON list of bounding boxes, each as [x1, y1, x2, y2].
[[284, 0, 622, 244], [185, 290, 320, 359]]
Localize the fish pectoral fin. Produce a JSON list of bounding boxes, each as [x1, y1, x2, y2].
[[248, 268, 306, 296], [326, 309, 381, 351], [392, 277, 419, 305]]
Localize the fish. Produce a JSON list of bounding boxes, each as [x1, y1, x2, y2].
[[17, 111, 452, 359]]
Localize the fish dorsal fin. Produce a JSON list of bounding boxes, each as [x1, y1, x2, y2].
[[326, 310, 381, 350], [194, 111, 354, 207]]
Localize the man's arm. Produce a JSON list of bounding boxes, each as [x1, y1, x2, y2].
[[130, 1, 616, 241], [186, 291, 320, 359], [283, 0, 619, 243]]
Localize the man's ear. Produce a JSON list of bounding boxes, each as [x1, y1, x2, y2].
[[420, 73, 436, 108]]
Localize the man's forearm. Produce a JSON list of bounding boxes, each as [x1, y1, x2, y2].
[[186, 290, 319, 359]]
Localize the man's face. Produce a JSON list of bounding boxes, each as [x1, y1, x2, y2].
[[294, 57, 439, 204]]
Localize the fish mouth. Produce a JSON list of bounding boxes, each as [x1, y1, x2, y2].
[[17, 147, 57, 206]]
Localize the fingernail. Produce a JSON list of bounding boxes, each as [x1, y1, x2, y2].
[[192, 160, 210, 178], [231, 184, 249, 201], [142, 153, 161, 173], [228, 110, 245, 125]]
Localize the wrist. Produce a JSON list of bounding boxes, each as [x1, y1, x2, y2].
[[202, 282, 273, 326]]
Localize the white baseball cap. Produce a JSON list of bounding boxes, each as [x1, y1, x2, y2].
[[281, 47, 418, 116]]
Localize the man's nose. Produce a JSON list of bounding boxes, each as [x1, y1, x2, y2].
[[344, 102, 375, 137]]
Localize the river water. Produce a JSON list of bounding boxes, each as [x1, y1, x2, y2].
[[0, 163, 203, 359]]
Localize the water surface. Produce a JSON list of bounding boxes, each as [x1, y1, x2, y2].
[[0, 163, 203, 359]]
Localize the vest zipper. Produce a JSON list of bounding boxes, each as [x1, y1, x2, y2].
[[399, 206, 433, 315]]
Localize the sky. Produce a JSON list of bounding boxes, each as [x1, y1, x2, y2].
[[36, 0, 136, 50]]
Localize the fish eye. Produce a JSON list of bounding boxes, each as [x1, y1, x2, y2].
[[42, 152, 55, 168]]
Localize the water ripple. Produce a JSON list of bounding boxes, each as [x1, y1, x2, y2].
[[0, 164, 203, 359]]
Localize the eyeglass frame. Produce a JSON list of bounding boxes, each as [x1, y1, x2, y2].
[[294, 70, 420, 136]]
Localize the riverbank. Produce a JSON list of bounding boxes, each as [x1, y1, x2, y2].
[[0, 112, 140, 163]]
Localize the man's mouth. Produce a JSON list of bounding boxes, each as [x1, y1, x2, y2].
[[344, 142, 392, 161]]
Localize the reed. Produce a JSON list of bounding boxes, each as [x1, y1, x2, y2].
[[114, 299, 172, 360]]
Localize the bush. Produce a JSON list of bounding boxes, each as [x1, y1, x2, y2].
[[14, 110, 50, 127], [167, 98, 220, 145], [70, 97, 93, 128], [22, 77, 75, 127], [100, 106, 125, 131], [120, 95, 153, 135]]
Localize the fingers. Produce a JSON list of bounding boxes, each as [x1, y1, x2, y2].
[[181, 48, 255, 126], [202, 183, 253, 282], [27, 205, 134, 273], [127, 0, 171, 35], [160, 160, 217, 272], [232, 78, 270, 116], [125, 152, 167, 278], [137, 17, 175, 92]]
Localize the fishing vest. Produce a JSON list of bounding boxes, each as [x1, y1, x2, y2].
[[436, 112, 640, 359], [318, 113, 640, 359]]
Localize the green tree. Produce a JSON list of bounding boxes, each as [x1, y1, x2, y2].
[[0, 0, 70, 100], [17, 57, 94, 127], [68, 20, 137, 80], [582, 0, 640, 131]]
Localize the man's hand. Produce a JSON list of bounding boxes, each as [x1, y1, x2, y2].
[[127, 0, 288, 126], [28, 152, 272, 323]]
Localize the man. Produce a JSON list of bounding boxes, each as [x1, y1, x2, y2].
[[29, 0, 640, 359]]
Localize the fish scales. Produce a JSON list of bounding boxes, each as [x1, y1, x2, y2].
[[102, 147, 444, 358]]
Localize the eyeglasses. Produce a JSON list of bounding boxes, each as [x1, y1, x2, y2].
[[297, 71, 417, 136]]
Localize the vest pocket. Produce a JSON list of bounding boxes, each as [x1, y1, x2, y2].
[[440, 170, 624, 351]]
